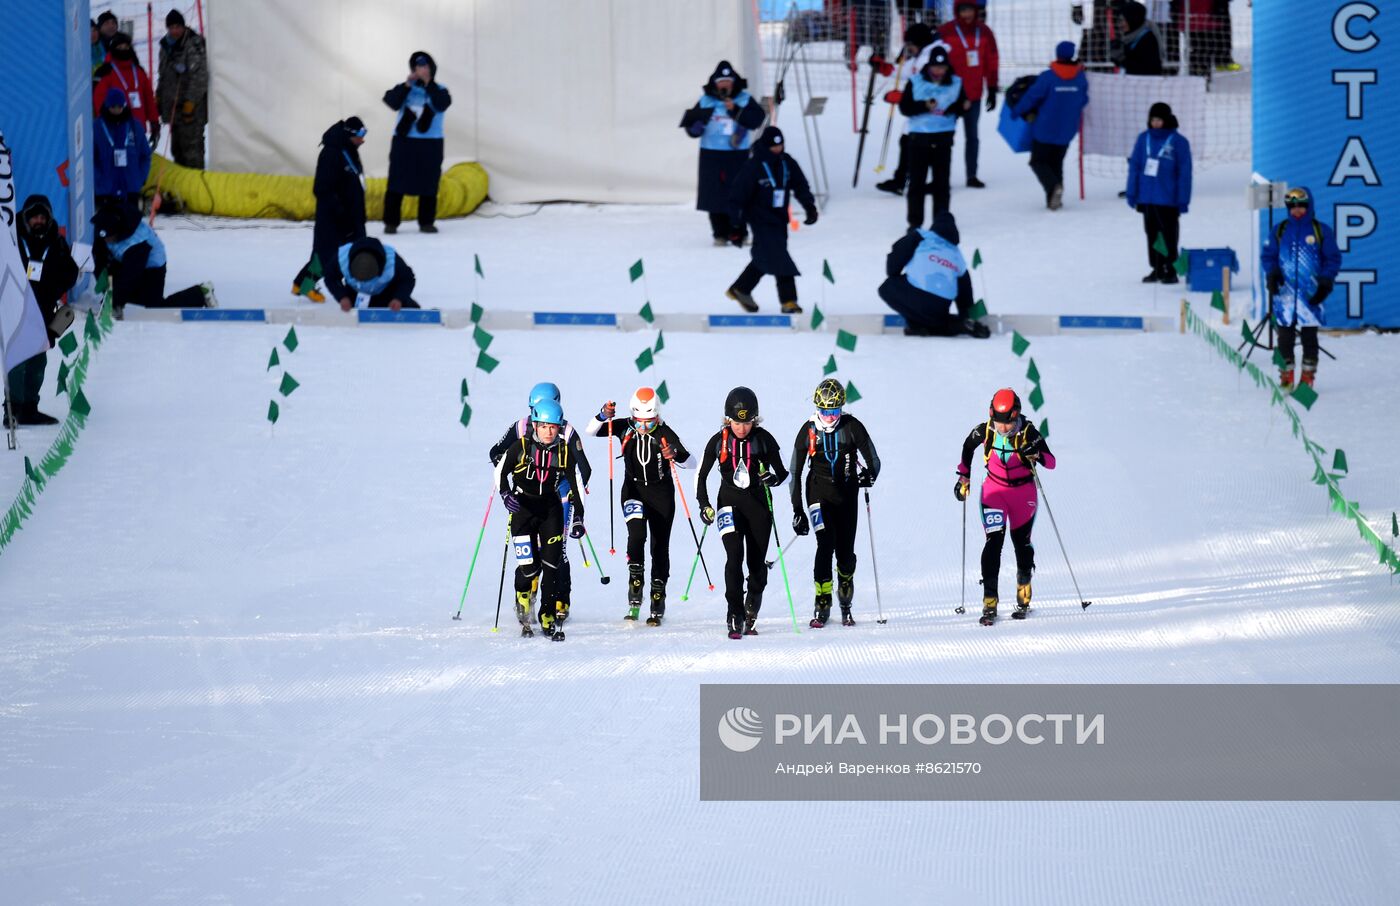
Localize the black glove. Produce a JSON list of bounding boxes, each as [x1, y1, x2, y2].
[[857, 468, 875, 488], [954, 476, 970, 502], [1071, 3, 1084, 26], [761, 469, 784, 487], [1309, 277, 1334, 306], [792, 511, 810, 536], [1266, 269, 1283, 297], [1020, 436, 1044, 464], [985, 89, 998, 112], [149, 122, 161, 148], [803, 207, 818, 226], [701, 505, 716, 526], [569, 519, 586, 540]]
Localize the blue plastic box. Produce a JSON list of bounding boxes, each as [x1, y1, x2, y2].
[[1185, 247, 1240, 292]]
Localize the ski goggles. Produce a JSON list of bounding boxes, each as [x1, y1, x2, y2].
[[1284, 189, 1310, 208], [818, 407, 842, 419], [632, 417, 658, 432], [349, 126, 368, 138]]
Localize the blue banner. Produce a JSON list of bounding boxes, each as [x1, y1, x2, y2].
[[1255, 2, 1397, 327]]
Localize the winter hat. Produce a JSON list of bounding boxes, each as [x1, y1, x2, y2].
[[1119, 1, 1148, 30], [955, 0, 979, 13], [90, 201, 139, 240], [1147, 101, 1177, 128], [342, 116, 367, 137], [931, 210, 961, 246], [97, 10, 117, 27], [409, 51, 437, 79], [166, 10, 185, 27], [904, 22, 933, 49], [350, 250, 381, 282], [756, 125, 784, 151], [102, 86, 129, 110], [707, 60, 745, 93], [1055, 41, 1076, 62], [19, 195, 55, 237], [924, 45, 951, 69]]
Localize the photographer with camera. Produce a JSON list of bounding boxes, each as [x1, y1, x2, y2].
[[382, 51, 452, 234]]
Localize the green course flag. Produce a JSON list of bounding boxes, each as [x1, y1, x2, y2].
[[653, 331, 665, 355], [1241, 319, 1255, 344], [70, 389, 92, 418], [1152, 233, 1169, 258], [1011, 331, 1030, 357], [1039, 418, 1050, 438], [1174, 249, 1191, 276], [1332, 449, 1348, 474], [971, 249, 983, 269], [473, 324, 493, 351], [822, 354, 838, 376], [84, 310, 101, 343], [460, 401, 473, 428], [835, 329, 857, 352], [24, 456, 38, 483], [1271, 347, 1286, 369], [267, 348, 280, 371], [474, 254, 484, 278], [822, 259, 835, 284], [810, 305, 825, 330], [1391, 513, 1398, 537], [969, 299, 988, 320], [460, 378, 469, 402], [656, 380, 670, 404], [470, 302, 484, 324], [476, 350, 499, 374], [844, 381, 862, 404], [267, 400, 280, 425], [1028, 384, 1045, 410], [1210, 290, 1226, 312], [1291, 381, 1318, 409], [628, 259, 645, 282], [639, 301, 655, 324], [58, 331, 78, 357], [284, 326, 299, 352], [635, 348, 654, 372], [279, 372, 300, 397], [1026, 358, 1040, 384], [56, 360, 70, 395], [95, 269, 109, 294]]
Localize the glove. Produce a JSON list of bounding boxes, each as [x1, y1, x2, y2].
[[870, 53, 893, 77], [954, 477, 970, 502], [1266, 269, 1283, 297], [686, 120, 706, 138], [803, 207, 818, 226], [985, 89, 998, 112], [1179, 205, 1189, 215], [1071, 3, 1084, 26], [600, 401, 616, 420], [502, 492, 523, 514], [1308, 277, 1334, 306], [149, 123, 161, 147], [1020, 437, 1044, 464], [701, 505, 716, 526], [569, 519, 586, 540], [792, 511, 810, 536], [884, 89, 903, 105], [857, 468, 875, 488], [761, 469, 784, 487]]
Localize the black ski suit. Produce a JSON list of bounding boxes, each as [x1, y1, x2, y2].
[[696, 425, 788, 622], [586, 416, 692, 584], [497, 428, 585, 618], [789, 414, 881, 599]]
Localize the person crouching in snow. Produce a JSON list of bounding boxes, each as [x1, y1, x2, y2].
[[327, 238, 419, 312], [878, 210, 990, 338], [91, 202, 215, 317], [681, 60, 766, 247], [724, 127, 817, 315], [1126, 102, 1191, 284], [955, 389, 1055, 626]]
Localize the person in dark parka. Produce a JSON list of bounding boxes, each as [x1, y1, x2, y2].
[[8, 196, 80, 426], [681, 61, 766, 245], [1111, 1, 1164, 75], [725, 127, 818, 315], [326, 237, 420, 312], [91, 201, 212, 314], [878, 211, 990, 338], [383, 51, 452, 234], [292, 117, 368, 303]]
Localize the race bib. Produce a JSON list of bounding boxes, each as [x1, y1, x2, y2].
[[982, 507, 1006, 535], [26, 260, 44, 282], [129, 91, 141, 109], [966, 50, 980, 67], [512, 534, 535, 565], [1144, 157, 1160, 178], [807, 502, 825, 532], [114, 148, 128, 167], [355, 292, 371, 309], [722, 118, 735, 135], [623, 498, 645, 522], [717, 506, 737, 537], [771, 189, 786, 208]]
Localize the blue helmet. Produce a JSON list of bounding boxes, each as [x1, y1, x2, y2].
[[529, 382, 561, 408], [531, 398, 564, 426]]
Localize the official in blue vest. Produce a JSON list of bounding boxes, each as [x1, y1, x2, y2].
[[293, 117, 368, 303], [327, 238, 421, 313], [1126, 102, 1191, 284], [725, 127, 818, 315], [93, 87, 153, 210], [1260, 186, 1342, 391], [383, 51, 452, 234], [898, 45, 967, 228], [878, 211, 990, 338], [1012, 41, 1088, 210], [91, 202, 213, 315], [681, 61, 767, 246]]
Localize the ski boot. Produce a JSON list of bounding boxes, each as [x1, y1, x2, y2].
[[727, 613, 744, 640], [726, 286, 759, 313], [514, 590, 535, 637], [625, 563, 644, 621], [1279, 359, 1295, 390], [810, 582, 833, 628], [743, 608, 759, 636], [646, 579, 666, 627], [780, 299, 803, 315], [1013, 570, 1033, 620], [1300, 357, 1317, 391], [549, 601, 569, 641], [979, 595, 998, 626], [837, 568, 856, 626], [874, 178, 903, 196]]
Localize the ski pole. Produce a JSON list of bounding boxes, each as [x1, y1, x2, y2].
[[491, 527, 509, 632], [607, 406, 616, 554], [956, 492, 968, 615], [663, 437, 713, 592], [864, 488, 886, 624], [765, 534, 798, 569], [1032, 470, 1091, 610], [453, 494, 494, 620], [681, 524, 709, 601], [583, 532, 611, 585], [874, 49, 905, 173], [762, 466, 801, 634]]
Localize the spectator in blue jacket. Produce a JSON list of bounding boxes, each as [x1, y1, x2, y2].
[[327, 237, 420, 312], [1012, 41, 1088, 210], [878, 211, 990, 338], [91, 202, 214, 316], [382, 51, 452, 234], [682, 61, 766, 246], [898, 45, 967, 228], [93, 87, 152, 210], [1261, 186, 1342, 391], [1126, 101, 1191, 284]]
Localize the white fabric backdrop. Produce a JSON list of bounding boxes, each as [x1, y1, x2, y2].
[[1081, 74, 1208, 160], [208, 0, 762, 204]]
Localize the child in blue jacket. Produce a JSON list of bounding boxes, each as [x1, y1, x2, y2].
[[1126, 102, 1192, 284]]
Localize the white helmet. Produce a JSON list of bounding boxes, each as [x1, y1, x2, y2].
[[630, 386, 660, 422]]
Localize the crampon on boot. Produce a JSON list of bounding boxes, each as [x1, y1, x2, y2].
[[515, 590, 535, 637], [837, 568, 856, 626], [625, 563, 644, 621], [646, 579, 666, 626], [1013, 570, 1032, 620], [980, 595, 998, 626], [550, 601, 569, 641], [810, 582, 833, 629]]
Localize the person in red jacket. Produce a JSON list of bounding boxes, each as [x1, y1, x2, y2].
[[938, 1, 999, 189], [93, 32, 159, 147]]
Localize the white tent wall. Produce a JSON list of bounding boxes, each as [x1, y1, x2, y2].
[[208, 0, 762, 204]]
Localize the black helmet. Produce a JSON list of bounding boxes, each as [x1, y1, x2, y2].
[[813, 378, 845, 409], [725, 386, 758, 422]]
